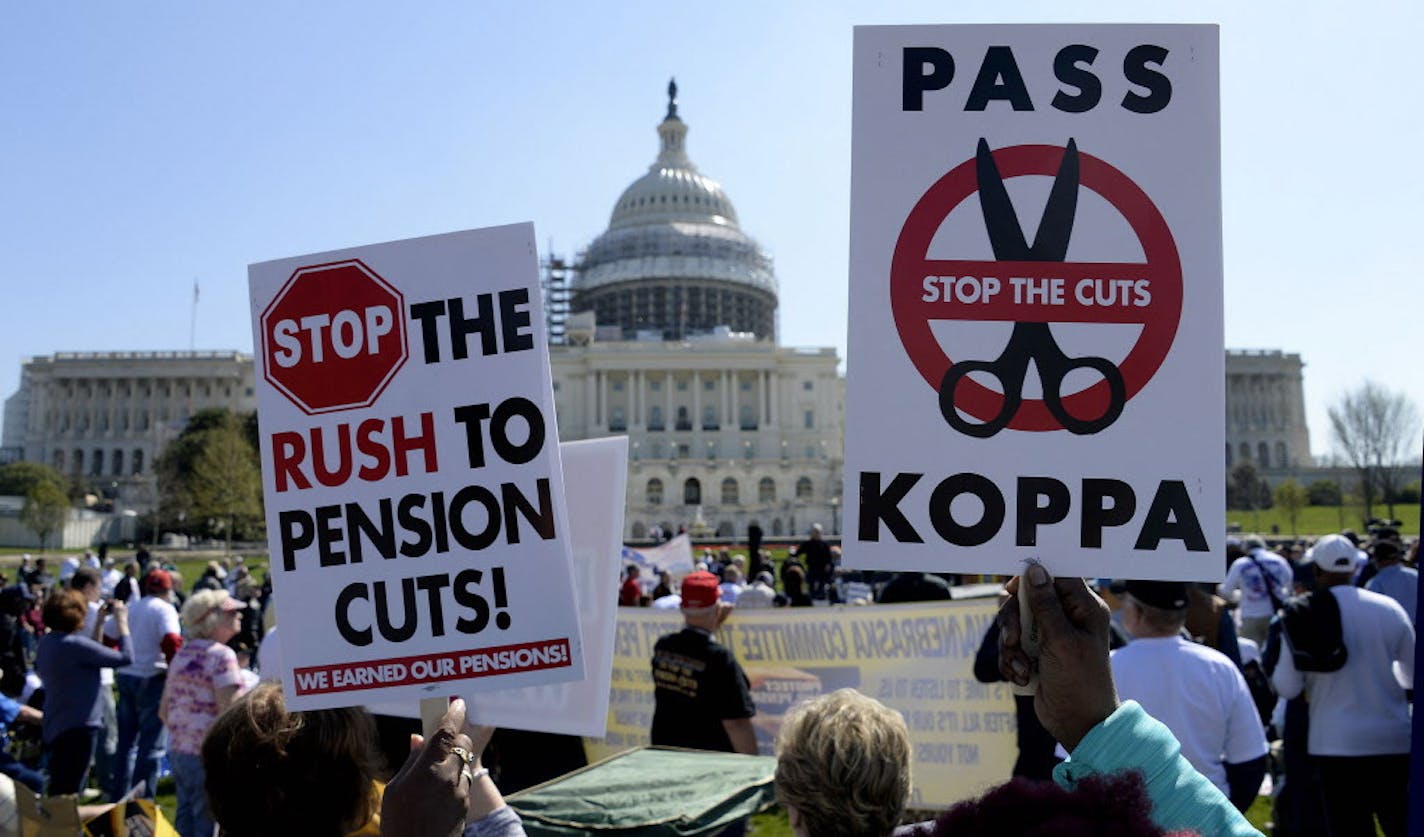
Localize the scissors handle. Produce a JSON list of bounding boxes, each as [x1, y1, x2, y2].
[[1041, 354, 1126, 435], [939, 359, 1023, 438]]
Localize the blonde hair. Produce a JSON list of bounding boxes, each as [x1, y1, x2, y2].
[[182, 589, 236, 639], [775, 689, 911, 836]]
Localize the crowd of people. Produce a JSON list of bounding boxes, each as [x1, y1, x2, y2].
[[0, 548, 271, 835], [0, 519, 1409, 836], [621, 522, 1418, 836]]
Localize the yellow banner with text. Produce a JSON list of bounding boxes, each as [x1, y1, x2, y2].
[[584, 599, 1017, 810]]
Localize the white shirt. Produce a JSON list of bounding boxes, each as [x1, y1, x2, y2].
[[1273, 585, 1414, 756], [1366, 564, 1418, 622], [1111, 636, 1268, 794], [735, 582, 776, 610], [1219, 551, 1293, 618], [114, 594, 180, 678], [719, 582, 743, 604], [84, 601, 116, 686], [100, 568, 122, 597], [59, 556, 80, 582]]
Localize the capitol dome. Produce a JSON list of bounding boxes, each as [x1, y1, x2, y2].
[[573, 81, 778, 341]]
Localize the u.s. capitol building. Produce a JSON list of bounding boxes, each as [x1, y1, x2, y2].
[[547, 83, 844, 540]]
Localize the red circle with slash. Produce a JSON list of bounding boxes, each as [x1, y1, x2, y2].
[[890, 144, 1182, 432]]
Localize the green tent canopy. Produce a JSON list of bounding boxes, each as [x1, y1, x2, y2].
[[508, 747, 778, 836]]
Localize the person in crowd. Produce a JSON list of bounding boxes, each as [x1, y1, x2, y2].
[[23, 559, 52, 590], [877, 572, 952, 604], [1109, 580, 1268, 810], [19, 587, 45, 659], [736, 571, 777, 610], [776, 688, 911, 837], [0, 587, 32, 698], [1183, 580, 1243, 669], [794, 524, 833, 600], [780, 565, 813, 607], [1219, 535, 1292, 644], [1364, 537, 1416, 620], [618, 565, 642, 607], [0, 690, 43, 793], [35, 590, 132, 794], [972, 615, 1059, 781], [719, 566, 744, 605], [651, 570, 673, 601], [203, 684, 517, 837], [747, 523, 764, 578], [649, 571, 757, 755], [112, 561, 140, 604], [70, 568, 119, 785], [99, 558, 122, 598], [1273, 534, 1413, 836], [161, 588, 251, 837], [59, 555, 81, 585], [108, 568, 181, 800], [229, 579, 263, 653]]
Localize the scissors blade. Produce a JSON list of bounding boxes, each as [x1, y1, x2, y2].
[[1028, 138, 1079, 262], [975, 138, 1030, 261]]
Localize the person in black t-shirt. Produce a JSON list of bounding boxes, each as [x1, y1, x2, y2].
[[650, 572, 757, 754]]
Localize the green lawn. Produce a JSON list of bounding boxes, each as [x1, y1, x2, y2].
[[1228, 503, 1418, 538]]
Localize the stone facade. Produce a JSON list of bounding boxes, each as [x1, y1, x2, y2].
[[1224, 350, 1312, 472], [1, 351, 255, 509]]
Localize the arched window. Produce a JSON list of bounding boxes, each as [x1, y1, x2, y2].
[[684, 478, 702, 505], [772, 518, 784, 536], [796, 477, 814, 500], [676, 406, 691, 431], [1258, 442, 1270, 468], [759, 478, 776, 503], [721, 478, 739, 505], [111, 450, 124, 476], [53, 450, 65, 471], [132, 449, 144, 475], [703, 405, 718, 430], [647, 478, 664, 506], [1275, 442, 1288, 469], [1239, 442, 1251, 462], [610, 406, 626, 432], [1225, 443, 1233, 467], [648, 406, 664, 431]]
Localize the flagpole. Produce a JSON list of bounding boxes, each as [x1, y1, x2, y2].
[[190, 280, 199, 350]]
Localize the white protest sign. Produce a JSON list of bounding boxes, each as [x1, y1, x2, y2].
[[367, 437, 628, 732], [844, 25, 1223, 581], [249, 223, 585, 710], [464, 436, 627, 736]]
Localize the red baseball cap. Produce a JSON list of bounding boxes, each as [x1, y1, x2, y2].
[[679, 571, 722, 610], [143, 569, 173, 594]]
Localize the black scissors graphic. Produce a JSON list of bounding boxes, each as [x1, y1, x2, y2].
[[938, 138, 1127, 438]]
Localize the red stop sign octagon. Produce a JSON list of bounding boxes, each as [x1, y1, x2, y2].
[[260, 260, 408, 415]]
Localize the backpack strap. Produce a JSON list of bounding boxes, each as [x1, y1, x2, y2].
[[1247, 553, 1286, 612]]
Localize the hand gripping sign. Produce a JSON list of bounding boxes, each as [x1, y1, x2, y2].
[[844, 25, 1223, 581], [891, 138, 1182, 436]]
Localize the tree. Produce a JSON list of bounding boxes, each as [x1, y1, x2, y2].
[[155, 408, 263, 542], [1307, 479, 1341, 506], [20, 480, 70, 552], [1329, 381, 1421, 521], [0, 461, 67, 497], [188, 424, 263, 551], [1273, 479, 1309, 536], [1227, 462, 1261, 511]]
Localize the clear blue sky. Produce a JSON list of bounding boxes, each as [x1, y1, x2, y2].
[[2, 1, 1419, 460]]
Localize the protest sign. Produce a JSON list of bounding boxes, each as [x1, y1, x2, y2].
[[249, 224, 584, 710], [587, 600, 1015, 810], [465, 436, 628, 736], [844, 25, 1223, 580]]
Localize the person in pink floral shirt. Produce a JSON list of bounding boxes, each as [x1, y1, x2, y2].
[[159, 589, 249, 837]]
